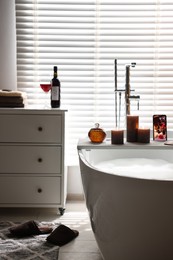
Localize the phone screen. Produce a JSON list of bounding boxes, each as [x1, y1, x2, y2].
[[153, 115, 167, 141]]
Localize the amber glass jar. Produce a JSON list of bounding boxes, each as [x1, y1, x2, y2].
[[88, 123, 106, 143]]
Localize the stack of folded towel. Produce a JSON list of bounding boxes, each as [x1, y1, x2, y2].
[[0, 90, 26, 107]]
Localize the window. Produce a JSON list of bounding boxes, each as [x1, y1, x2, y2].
[[15, 0, 173, 164]]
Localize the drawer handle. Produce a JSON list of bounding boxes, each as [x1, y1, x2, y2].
[[38, 126, 43, 132], [37, 188, 42, 193], [38, 158, 43, 163]]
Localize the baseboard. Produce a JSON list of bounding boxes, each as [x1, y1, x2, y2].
[[67, 193, 85, 201]]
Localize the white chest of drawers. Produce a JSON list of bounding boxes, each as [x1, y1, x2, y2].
[[0, 107, 67, 215]]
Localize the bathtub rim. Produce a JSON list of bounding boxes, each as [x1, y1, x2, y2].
[[78, 146, 173, 182]]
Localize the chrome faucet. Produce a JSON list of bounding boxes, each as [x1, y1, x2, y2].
[[114, 60, 140, 127], [125, 63, 140, 115]]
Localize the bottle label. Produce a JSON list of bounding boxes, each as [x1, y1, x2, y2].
[[51, 86, 59, 101]]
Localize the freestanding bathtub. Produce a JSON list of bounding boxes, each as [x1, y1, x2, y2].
[[78, 133, 173, 260]]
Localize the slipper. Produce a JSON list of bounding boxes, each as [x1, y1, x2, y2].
[[9, 220, 53, 237], [46, 224, 79, 246]]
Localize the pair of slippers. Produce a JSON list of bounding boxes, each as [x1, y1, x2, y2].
[[9, 220, 79, 246]]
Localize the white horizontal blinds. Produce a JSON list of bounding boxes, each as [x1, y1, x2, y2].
[[15, 0, 95, 104], [15, 0, 173, 163], [154, 1, 173, 130], [15, 0, 96, 163], [16, 0, 42, 103], [96, 0, 173, 130]]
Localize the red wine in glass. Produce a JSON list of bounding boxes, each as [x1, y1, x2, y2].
[[40, 84, 51, 93], [40, 83, 51, 107]]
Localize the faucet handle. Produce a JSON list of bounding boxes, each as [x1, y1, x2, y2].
[[129, 95, 140, 100], [131, 62, 136, 67], [126, 62, 136, 68]]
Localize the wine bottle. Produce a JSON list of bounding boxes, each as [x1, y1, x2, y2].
[[51, 66, 60, 108]]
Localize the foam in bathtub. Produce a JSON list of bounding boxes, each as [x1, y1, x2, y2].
[[94, 158, 173, 180]]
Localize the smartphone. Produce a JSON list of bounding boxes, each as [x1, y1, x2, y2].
[[153, 115, 167, 141]]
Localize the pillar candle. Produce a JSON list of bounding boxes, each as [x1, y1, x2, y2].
[[127, 115, 139, 142], [137, 128, 150, 143], [111, 129, 124, 144]]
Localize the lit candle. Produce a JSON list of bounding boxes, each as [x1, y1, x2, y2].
[[137, 128, 150, 143], [111, 129, 124, 144], [127, 115, 139, 142]]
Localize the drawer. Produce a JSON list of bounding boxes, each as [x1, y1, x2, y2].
[[0, 176, 61, 204], [0, 114, 62, 143], [0, 145, 61, 174]]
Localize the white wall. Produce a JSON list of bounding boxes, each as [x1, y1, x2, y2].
[[67, 166, 84, 199], [0, 0, 17, 91]]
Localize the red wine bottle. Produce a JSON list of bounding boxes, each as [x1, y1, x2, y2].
[[51, 66, 60, 108]]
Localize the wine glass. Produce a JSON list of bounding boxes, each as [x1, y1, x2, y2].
[[40, 83, 51, 108]]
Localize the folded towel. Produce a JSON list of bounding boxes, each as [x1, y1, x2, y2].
[[0, 90, 24, 97], [0, 90, 27, 107], [0, 96, 24, 103], [0, 103, 25, 108]]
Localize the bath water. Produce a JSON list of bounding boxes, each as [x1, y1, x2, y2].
[[94, 158, 173, 180]]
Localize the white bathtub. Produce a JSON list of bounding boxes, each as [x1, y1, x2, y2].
[[78, 134, 173, 260]]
